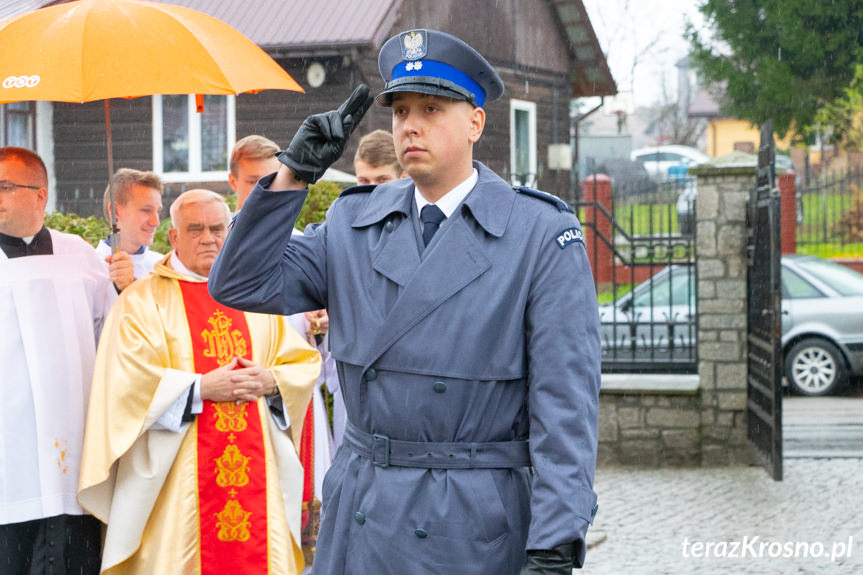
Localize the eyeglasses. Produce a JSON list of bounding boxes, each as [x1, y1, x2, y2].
[[0, 180, 42, 195]]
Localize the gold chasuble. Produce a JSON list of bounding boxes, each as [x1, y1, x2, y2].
[[79, 256, 320, 575]]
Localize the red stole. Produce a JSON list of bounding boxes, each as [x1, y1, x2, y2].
[[299, 401, 316, 565], [178, 281, 268, 574]]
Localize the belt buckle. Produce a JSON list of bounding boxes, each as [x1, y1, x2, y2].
[[372, 433, 390, 468]]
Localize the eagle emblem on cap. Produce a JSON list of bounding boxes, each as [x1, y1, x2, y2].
[[401, 30, 426, 60]]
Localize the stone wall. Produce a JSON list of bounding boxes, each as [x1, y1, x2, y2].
[[598, 376, 701, 467], [597, 161, 759, 467]]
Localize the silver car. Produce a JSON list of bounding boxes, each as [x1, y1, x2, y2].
[[599, 256, 863, 395], [782, 255, 863, 396], [598, 265, 697, 370]]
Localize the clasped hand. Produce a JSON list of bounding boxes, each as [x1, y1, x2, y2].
[[200, 356, 276, 403]]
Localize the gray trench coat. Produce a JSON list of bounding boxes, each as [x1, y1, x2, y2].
[[209, 162, 601, 574]]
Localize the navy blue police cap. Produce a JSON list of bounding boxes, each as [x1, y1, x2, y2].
[[377, 29, 504, 108]]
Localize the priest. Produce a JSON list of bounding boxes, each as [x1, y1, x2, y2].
[[78, 189, 320, 575], [0, 146, 116, 574]]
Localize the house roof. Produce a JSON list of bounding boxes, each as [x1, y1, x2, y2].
[[551, 0, 616, 97], [0, 0, 59, 21], [689, 88, 722, 118], [3, 0, 400, 51], [155, 0, 399, 52], [159, 0, 615, 97], [6, 0, 614, 98]]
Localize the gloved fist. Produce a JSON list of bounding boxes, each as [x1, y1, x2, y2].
[[278, 83, 374, 184], [520, 542, 577, 574]]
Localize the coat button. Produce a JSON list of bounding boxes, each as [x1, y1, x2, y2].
[[433, 380, 447, 393], [414, 528, 428, 538], [353, 511, 366, 525], [385, 220, 394, 233], [365, 368, 378, 381]]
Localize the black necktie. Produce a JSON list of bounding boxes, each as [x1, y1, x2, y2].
[[420, 204, 446, 247]]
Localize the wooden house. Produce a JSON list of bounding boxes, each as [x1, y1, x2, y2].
[[0, 0, 615, 215]]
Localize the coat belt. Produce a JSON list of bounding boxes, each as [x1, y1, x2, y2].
[[343, 421, 531, 469]]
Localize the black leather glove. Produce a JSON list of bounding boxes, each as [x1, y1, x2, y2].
[[277, 83, 373, 184], [520, 542, 578, 574]]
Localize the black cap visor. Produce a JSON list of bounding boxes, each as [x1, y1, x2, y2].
[[376, 76, 477, 107]]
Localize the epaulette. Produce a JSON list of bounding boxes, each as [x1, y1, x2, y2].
[[513, 186, 573, 213], [339, 184, 377, 197]]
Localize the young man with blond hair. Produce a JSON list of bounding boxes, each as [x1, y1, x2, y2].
[[97, 168, 164, 290]]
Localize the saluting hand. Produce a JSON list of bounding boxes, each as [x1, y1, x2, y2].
[[277, 84, 374, 184], [105, 250, 135, 292]]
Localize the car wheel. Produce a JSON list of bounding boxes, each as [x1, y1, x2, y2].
[[785, 338, 849, 397]]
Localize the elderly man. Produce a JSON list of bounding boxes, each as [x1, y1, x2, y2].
[[210, 29, 601, 575], [0, 146, 115, 575], [95, 168, 165, 291], [79, 189, 320, 574]]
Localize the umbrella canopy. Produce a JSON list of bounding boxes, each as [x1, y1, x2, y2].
[[0, 0, 303, 102], [0, 0, 302, 245]]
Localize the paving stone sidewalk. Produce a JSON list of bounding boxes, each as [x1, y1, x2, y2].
[[582, 459, 863, 574]]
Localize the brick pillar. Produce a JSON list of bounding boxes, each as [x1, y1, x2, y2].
[[582, 174, 613, 285], [778, 172, 797, 254]]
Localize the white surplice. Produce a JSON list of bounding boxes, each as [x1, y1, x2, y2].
[[95, 239, 163, 280], [0, 229, 115, 524]]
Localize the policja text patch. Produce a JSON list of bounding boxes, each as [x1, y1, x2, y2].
[[555, 227, 584, 249]]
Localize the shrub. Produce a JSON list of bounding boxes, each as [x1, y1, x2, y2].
[[43, 212, 109, 247], [46, 181, 346, 251], [296, 180, 343, 229]]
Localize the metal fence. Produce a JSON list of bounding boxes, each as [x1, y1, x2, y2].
[[578, 175, 698, 373], [796, 167, 863, 258]]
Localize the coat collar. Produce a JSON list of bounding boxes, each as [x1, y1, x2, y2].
[[352, 162, 514, 237], [461, 162, 514, 238], [352, 177, 413, 228]]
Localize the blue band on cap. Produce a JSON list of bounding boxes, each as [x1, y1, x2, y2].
[[391, 60, 486, 107]]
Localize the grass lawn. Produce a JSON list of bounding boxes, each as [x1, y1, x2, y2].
[[797, 243, 863, 258], [577, 185, 863, 258], [596, 283, 635, 304], [796, 191, 863, 257], [578, 203, 682, 236]]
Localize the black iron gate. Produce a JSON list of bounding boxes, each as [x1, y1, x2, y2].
[[746, 120, 783, 480]]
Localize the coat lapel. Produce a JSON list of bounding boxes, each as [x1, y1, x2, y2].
[[361, 215, 491, 367], [353, 180, 420, 287], [371, 214, 420, 287], [356, 163, 516, 367]]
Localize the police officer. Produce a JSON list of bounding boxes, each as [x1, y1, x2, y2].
[[210, 29, 601, 574]]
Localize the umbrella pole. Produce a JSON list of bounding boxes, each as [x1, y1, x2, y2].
[[105, 99, 120, 253]]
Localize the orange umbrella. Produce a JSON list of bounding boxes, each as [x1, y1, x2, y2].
[[0, 0, 302, 240], [0, 0, 302, 101]]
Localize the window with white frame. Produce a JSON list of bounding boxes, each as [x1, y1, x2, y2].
[[510, 99, 537, 187], [0, 102, 36, 149], [152, 95, 235, 182]]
